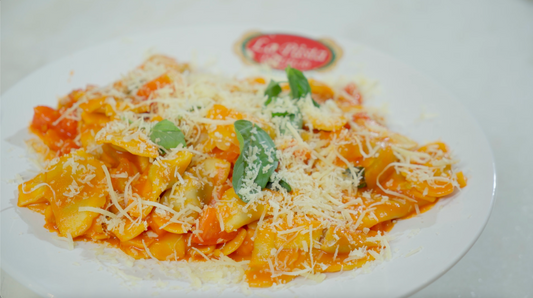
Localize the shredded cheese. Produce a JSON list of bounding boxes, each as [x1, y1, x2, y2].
[[79, 206, 117, 218]]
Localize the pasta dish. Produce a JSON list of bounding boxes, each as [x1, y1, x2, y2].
[[17, 54, 466, 287]]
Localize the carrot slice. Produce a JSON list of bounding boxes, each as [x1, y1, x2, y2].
[[137, 73, 172, 98], [191, 206, 238, 245]]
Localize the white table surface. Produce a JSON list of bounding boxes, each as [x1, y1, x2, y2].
[[1, 0, 532, 297]]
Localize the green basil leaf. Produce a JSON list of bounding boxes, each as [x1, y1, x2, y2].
[[279, 180, 292, 192], [344, 166, 367, 188], [276, 109, 303, 135], [265, 179, 292, 192], [150, 119, 186, 151], [268, 97, 303, 135], [287, 111, 303, 130], [285, 66, 320, 107], [233, 120, 279, 202], [264, 80, 282, 106], [272, 111, 289, 117], [188, 105, 203, 112]]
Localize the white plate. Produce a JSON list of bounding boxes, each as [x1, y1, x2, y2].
[[0, 25, 495, 298]]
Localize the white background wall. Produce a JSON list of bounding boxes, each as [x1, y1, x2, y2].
[[2, 0, 533, 297]]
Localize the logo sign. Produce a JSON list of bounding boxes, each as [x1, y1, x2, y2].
[[235, 32, 342, 71]]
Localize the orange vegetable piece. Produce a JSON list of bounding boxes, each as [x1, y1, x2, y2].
[[191, 206, 238, 245], [31, 106, 60, 134], [418, 142, 449, 154], [309, 79, 335, 104], [146, 213, 168, 237], [137, 73, 172, 98], [30, 105, 80, 155], [246, 77, 266, 85], [206, 104, 244, 151], [338, 82, 363, 106], [456, 171, 467, 188]]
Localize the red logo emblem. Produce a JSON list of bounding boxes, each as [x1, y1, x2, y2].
[[236, 32, 342, 71]]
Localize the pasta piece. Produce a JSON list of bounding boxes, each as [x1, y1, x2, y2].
[[109, 218, 148, 242], [309, 79, 335, 104], [81, 111, 111, 126], [274, 219, 324, 250], [363, 146, 396, 189], [96, 130, 159, 158], [320, 226, 380, 254], [32, 150, 108, 238], [84, 216, 110, 240], [358, 198, 432, 229], [191, 206, 239, 245], [195, 157, 231, 204], [301, 98, 347, 131], [148, 233, 187, 261], [218, 228, 247, 256], [232, 223, 257, 257], [217, 188, 269, 233], [17, 173, 49, 207], [249, 222, 277, 269], [129, 151, 193, 218]]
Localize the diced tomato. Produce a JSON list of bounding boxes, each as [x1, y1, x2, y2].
[[55, 108, 79, 138], [338, 82, 363, 106], [31, 106, 60, 133], [57, 139, 79, 156], [344, 83, 362, 105], [43, 129, 64, 151], [31, 105, 79, 155], [211, 146, 240, 164], [191, 206, 238, 245], [352, 112, 371, 123]]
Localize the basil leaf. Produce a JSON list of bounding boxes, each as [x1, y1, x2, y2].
[[285, 66, 320, 107], [276, 109, 303, 135], [268, 97, 303, 135], [232, 120, 279, 202], [188, 105, 203, 112], [287, 111, 303, 130], [344, 166, 367, 188], [265, 179, 292, 192], [264, 80, 282, 106], [150, 119, 186, 151]]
